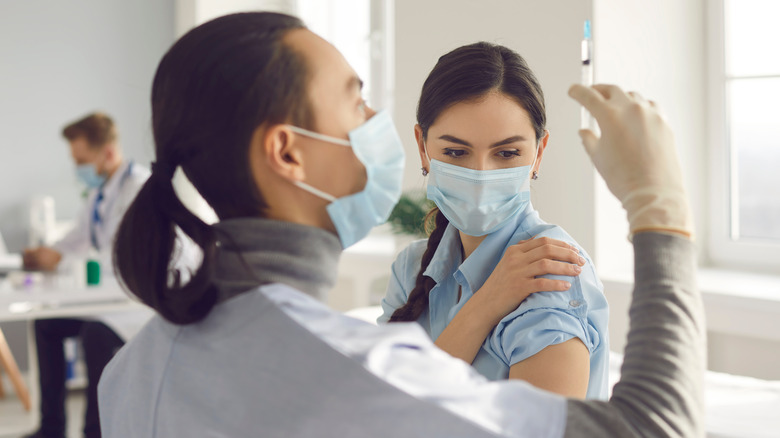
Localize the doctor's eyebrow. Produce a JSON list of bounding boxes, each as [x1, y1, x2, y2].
[[347, 76, 364, 92], [438, 134, 528, 148]]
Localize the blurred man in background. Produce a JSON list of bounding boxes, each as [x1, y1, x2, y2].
[[23, 113, 151, 438]]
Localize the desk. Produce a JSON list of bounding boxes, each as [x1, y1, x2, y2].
[[0, 275, 142, 437], [0, 280, 143, 322]]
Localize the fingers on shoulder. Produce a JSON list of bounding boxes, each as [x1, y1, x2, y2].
[[533, 277, 572, 292]]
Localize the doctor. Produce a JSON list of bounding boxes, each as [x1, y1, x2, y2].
[[99, 12, 703, 438], [23, 113, 150, 271], [22, 113, 152, 438]]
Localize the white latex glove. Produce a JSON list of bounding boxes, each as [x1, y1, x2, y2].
[[568, 84, 694, 240]]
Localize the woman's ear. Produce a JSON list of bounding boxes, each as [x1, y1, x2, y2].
[[414, 124, 429, 173], [534, 129, 550, 174], [251, 123, 306, 183]]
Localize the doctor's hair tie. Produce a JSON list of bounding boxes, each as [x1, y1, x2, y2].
[[151, 161, 177, 179]]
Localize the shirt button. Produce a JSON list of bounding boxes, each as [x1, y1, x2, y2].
[[569, 299, 582, 307]]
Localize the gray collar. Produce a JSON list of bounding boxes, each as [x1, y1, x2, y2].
[[211, 218, 342, 303]]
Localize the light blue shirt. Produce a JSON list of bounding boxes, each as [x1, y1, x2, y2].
[[378, 203, 610, 399]]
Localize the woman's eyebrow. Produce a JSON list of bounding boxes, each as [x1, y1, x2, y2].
[[438, 135, 472, 147], [437, 134, 528, 148], [490, 136, 527, 148]]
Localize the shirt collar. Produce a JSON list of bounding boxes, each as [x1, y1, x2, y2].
[[100, 160, 131, 197], [422, 223, 462, 284]]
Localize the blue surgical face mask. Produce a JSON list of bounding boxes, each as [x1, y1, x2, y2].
[[287, 110, 405, 248], [76, 163, 107, 189], [425, 145, 536, 236]]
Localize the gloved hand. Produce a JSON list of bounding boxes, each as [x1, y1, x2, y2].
[[568, 84, 694, 240]]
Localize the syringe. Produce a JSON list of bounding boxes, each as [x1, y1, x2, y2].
[[581, 19, 595, 131]]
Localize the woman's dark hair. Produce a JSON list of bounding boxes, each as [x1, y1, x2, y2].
[[389, 42, 546, 322], [113, 12, 310, 325]]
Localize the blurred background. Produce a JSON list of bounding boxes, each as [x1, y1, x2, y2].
[[0, 1, 779, 435]]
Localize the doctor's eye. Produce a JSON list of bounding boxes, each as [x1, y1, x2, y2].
[[496, 150, 521, 159], [442, 148, 467, 158]]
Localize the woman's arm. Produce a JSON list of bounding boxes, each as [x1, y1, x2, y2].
[[434, 237, 584, 364], [510, 338, 590, 398]]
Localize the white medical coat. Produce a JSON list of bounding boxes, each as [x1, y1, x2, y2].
[[99, 283, 567, 437], [52, 160, 153, 341]]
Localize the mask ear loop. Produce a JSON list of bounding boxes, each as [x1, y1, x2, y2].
[[287, 125, 351, 147], [294, 181, 337, 202], [286, 126, 347, 202]]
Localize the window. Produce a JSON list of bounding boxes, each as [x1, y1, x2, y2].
[[708, 0, 780, 271], [297, 0, 394, 111], [187, 0, 394, 110]]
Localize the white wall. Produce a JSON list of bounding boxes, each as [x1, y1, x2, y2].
[[0, 1, 176, 251], [593, 0, 707, 273], [393, 0, 597, 257]]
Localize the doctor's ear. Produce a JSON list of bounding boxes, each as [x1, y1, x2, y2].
[[251, 124, 306, 182]]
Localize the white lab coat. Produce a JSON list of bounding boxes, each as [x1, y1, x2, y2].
[[52, 160, 154, 341], [100, 283, 566, 437]]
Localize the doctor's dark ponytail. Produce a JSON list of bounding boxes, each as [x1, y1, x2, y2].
[[113, 12, 310, 325], [389, 42, 546, 323]]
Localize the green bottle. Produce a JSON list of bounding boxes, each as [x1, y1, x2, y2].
[[86, 259, 100, 286]]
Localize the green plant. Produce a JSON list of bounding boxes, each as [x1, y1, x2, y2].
[[388, 191, 435, 237]]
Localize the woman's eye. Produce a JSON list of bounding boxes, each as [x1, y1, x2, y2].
[[497, 150, 521, 159], [442, 148, 466, 158]]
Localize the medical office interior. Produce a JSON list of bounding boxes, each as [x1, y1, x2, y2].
[[0, 0, 778, 437]]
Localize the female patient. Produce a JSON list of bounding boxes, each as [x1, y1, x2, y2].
[[379, 43, 609, 399]]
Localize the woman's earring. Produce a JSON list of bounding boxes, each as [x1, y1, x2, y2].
[[532, 171, 539, 180], [421, 167, 429, 176]]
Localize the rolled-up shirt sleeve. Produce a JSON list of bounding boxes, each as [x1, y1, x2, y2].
[[488, 275, 598, 366]]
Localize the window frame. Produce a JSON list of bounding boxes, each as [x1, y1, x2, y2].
[[706, 0, 780, 272]]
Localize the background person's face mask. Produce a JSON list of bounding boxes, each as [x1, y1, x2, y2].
[[426, 146, 537, 236], [76, 163, 107, 188], [288, 110, 405, 248]]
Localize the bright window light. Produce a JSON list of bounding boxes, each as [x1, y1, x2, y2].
[[724, 0, 780, 242], [297, 0, 373, 105]]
